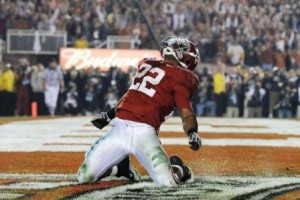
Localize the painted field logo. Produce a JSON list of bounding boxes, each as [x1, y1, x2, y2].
[[70, 177, 300, 200], [1, 174, 300, 199]]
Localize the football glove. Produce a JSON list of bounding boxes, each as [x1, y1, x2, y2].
[[91, 109, 116, 130], [188, 131, 201, 151]]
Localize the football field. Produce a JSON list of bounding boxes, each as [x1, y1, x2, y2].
[[1, 117, 300, 199]]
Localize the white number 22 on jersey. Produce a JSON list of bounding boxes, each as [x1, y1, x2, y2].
[[129, 63, 165, 97]]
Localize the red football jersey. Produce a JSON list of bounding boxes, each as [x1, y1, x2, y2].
[[116, 58, 199, 129]]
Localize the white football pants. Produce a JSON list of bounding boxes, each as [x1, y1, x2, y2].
[[77, 117, 176, 186]]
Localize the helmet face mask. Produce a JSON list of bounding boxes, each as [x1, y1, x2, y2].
[[161, 36, 200, 71]]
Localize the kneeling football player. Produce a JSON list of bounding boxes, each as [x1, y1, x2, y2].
[[77, 36, 201, 186]]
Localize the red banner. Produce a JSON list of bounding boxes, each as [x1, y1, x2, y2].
[[59, 48, 161, 71]]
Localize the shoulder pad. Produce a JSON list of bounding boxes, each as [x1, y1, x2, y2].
[[138, 58, 164, 68], [137, 58, 148, 68]]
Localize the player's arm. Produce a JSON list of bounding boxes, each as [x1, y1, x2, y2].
[[174, 84, 201, 151], [179, 108, 198, 135], [178, 108, 201, 151], [90, 97, 123, 130]]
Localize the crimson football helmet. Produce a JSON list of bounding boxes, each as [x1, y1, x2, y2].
[[161, 36, 200, 71]]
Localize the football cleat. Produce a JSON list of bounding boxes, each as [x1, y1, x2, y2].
[[170, 155, 194, 183], [116, 156, 140, 182]]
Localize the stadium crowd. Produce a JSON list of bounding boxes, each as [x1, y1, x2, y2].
[[0, 58, 134, 117], [1, 0, 300, 118], [1, 58, 300, 118], [0, 0, 300, 53]]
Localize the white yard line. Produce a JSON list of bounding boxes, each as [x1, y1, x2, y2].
[[0, 117, 300, 152], [0, 193, 25, 200]]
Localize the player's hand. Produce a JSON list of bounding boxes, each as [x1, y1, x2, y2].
[[188, 132, 201, 151], [91, 112, 111, 130]]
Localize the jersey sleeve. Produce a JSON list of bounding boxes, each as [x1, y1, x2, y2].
[[170, 68, 199, 110], [173, 84, 193, 110]]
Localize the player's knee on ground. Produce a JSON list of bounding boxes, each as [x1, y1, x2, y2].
[[77, 163, 95, 184], [155, 173, 177, 187]]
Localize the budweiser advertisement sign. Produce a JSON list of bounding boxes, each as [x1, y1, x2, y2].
[[60, 48, 161, 71]]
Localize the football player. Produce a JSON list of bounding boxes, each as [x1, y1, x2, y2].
[[77, 36, 201, 186]]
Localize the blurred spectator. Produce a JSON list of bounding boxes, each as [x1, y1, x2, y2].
[[198, 37, 218, 63], [226, 39, 245, 66], [64, 67, 84, 112], [196, 67, 216, 116], [84, 80, 96, 115], [203, 76, 216, 117], [94, 72, 106, 112], [16, 58, 31, 116], [74, 34, 89, 48], [275, 88, 293, 118], [261, 70, 273, 117], [273, 49, 286, 69], [259, 43, 274, 71], [114, 68, 130, 97], [290, 45, 300, 69], [195, 84, 207, 117], [244, 41, 259, 67], [37, 8, 60, 31], [289, 82, 299, 117], [0, 12, 5, 40], [0, 65, 4, 116], [245, 82, 265, 118], [172, 5, 185, 32], [269, 68, 287, 117], [104, 87, 119, 110], [30, 64, 46, 115], [43, 60, 65, 117], [0, 63, 16, 116], [226, 81, 240, 117], [64, 82, 79, 116], [0, 67, 2, 116], [213, 67, 226, 116], [296, 73, 300, 118]]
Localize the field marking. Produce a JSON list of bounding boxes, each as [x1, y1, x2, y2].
[[70, 176, 300, 200], [38, 137, 300, 152], [61, 135, 101, 138], [1, 117, 300, 152], [0, 193, 25, 199], [238, 183, 300, 200], [0, 182, 77, 190], [44, 143, 92, 146], [0, 173, 76, 180], [1, 174, 300, 199], [211, 125, 268, 128]]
